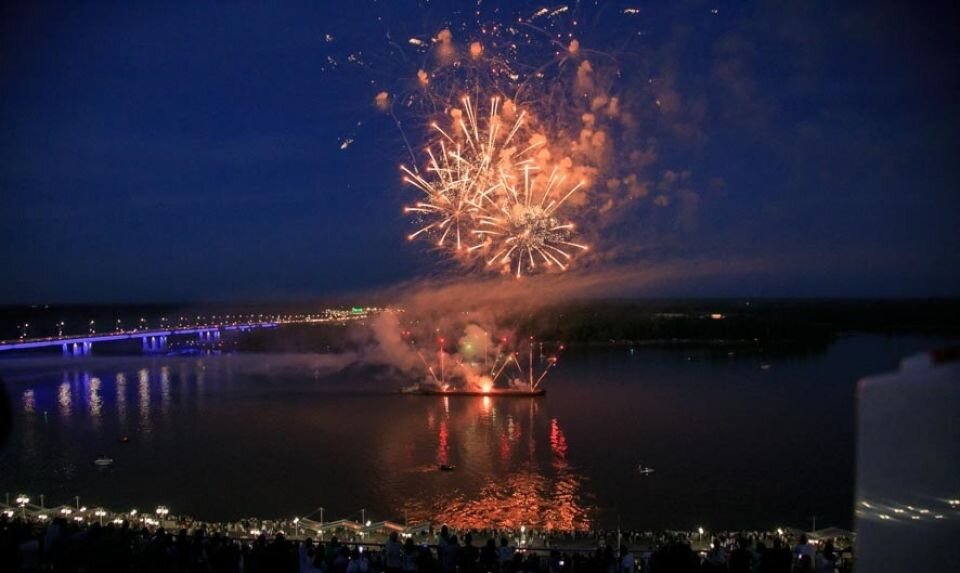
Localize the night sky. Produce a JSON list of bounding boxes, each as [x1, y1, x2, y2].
[[1, 1, 957, 303]]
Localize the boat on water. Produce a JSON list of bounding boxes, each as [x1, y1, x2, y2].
[[439, 464, 456, 472], [94, 456, 114, 467], [403, 386, 546, 397], [637, 465, 656, 475]]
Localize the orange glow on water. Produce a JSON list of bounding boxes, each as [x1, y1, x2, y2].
[[417, 399, 589, 531], [437, 419, 449, 466]]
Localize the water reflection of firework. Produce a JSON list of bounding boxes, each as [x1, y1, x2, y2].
[[387, 396, 589, 531]]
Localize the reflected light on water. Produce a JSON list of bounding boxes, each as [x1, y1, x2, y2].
[[160, 366, 171, 417], [138, 369, 151, 434], [432, 467, 590, 531], [437, 420, 449, 466], [88, 377, 102, 424], [21, 389, 35, 415], [58, 379, 72, 420], [116, 372, 127, 425], [419, 398, 590, 531], [550, 418, 568, 469]]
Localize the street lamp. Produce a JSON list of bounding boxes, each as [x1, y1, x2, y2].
[[697, 527, 704, 546], [294, 517, 300, 537], [95, 509, 107, 526], [16, 494, 29, 519], [156, 506, 169, 520]]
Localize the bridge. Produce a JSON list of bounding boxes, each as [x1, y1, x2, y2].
[[0, 322, 278, 356]]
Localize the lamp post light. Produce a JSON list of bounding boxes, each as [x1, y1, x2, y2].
[[697, 527, 704, 546], [89, 320, 96, 334], [156, 506, 170, 521], [95, 509, 107, 526], [57, 321, 65, 337], [16, 495, 29, 519], [294, 517, 301, 538]]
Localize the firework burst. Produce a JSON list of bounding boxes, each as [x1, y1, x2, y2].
[[474, 165, 589, 277], [403, 96, 589, 276], [402, 96, 537, 249]]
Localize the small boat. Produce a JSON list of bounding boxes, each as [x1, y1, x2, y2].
[[439, 464, 456, 472], [94, 456, 114, 467], [119, 436, 130, 444], [637, 465, 655, 475]]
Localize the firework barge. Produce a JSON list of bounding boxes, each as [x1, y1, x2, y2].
[[404, 386, 546, 397]]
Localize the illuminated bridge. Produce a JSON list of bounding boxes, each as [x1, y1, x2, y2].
[[0, 323, 278, 356]]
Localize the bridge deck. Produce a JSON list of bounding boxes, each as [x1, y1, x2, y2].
[[0, 323, 278, 351]]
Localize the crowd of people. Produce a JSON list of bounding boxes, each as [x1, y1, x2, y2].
[[1, 515, 853, 573]]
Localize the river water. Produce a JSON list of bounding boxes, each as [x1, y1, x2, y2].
[[0, 335, 949, 531]]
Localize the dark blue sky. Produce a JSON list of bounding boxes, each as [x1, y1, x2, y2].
[[1, 1, 957, 302]]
